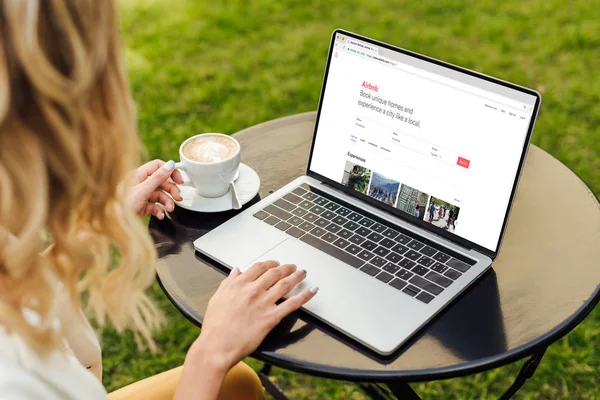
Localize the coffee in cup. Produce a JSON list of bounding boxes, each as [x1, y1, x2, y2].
[[182, 135, 238, 163], [175, 133, 241, 198]]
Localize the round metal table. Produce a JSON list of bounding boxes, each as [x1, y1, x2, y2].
[[151, 112, 600, 399]]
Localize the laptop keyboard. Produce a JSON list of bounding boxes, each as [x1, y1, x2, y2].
[[253, 186, 473, 304]]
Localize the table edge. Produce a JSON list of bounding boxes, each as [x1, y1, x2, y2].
[[255, 283, 600, 382], [157, 270, 599, 383], [233, 111, 317, 140]]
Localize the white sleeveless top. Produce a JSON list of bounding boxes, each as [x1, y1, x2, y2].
[[0, 304, 107, 399]]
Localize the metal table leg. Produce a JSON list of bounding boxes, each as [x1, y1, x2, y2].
[[262, 348, 545, 400], [499, 348, 547, 400], [387, 382, 422, 399], [259, 363, 290, 400], [359, 348, 547, 400], [358, 382, 422, 400], [358, 383, 396, 400]]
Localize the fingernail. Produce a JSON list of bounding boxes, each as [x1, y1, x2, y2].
[[163, 160, 175, 171], [274, 260, 280, 266], [300, 269, 307, 276], [310, 286, 319, 294], [159, 212, 164, 219]]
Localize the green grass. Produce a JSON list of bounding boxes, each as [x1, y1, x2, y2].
[[102, 0, 599, 398]]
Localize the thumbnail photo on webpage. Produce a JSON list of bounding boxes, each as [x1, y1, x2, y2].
[[424, 196, 460, 233], [396, 184, 430, 219], [341, 160, 372, 194], [340, 160, 461, 235], [367, 172, 399, 206]]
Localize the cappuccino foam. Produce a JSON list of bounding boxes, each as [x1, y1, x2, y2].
[[183, 135, 237, 163]]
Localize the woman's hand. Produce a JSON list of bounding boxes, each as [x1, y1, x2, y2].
[[199, 261, 317, 369], [175, 261, 318, 400], [127, 159, 184, 219]]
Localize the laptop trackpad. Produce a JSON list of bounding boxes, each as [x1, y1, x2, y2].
[[243, 238, 423, 354]]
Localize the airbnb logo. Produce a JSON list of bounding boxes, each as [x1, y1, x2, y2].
[[361, 81, 378, 92]]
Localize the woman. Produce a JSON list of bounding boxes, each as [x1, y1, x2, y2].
[[0, 1, 317, 399]]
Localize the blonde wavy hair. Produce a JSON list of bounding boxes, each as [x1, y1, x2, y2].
[[0, 0, 162, 352]]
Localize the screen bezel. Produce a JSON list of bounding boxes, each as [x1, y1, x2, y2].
[[306, 29, 541, 260]]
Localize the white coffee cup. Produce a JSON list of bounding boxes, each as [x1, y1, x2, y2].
[[175, 133, 240, 198]]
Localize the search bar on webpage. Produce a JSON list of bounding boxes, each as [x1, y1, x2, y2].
[[355, 116, 472, 171]]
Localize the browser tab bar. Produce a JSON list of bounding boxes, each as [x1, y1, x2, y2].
[[347, 39, 378, 54]]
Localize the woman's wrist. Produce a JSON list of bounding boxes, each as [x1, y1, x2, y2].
[[174, 338, 231, 400], [186, 336, 231, 377]]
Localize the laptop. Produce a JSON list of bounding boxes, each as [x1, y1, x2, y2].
[[194, 29, 541, 355]]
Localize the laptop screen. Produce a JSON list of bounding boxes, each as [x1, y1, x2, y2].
[[308, 31, 539, 254]]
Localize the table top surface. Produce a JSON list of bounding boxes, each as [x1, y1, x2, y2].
[[152, 112, 600, 382]]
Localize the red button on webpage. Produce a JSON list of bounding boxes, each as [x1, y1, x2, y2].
[[457, 157, 470, 169]]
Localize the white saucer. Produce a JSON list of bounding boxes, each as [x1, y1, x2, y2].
[[175, 163, 260, 213]]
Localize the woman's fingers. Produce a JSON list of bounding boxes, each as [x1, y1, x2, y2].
[[139, 161, 177, 197], [143, 203, 166, 220], [148, 190, 175, 212], [265, 268, 307, 302], [220, 267, 242, 288], [241, 260, 280, 282], [136, 159, 182, 199], [227, 267, 242, 281], [274, 286, 318, 321], [170, 168, 184, 184], [160, 180, 182, 201], [137, 159, 184, 185], [133, 159, 165, 183], [255, 263, 298, 291]]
